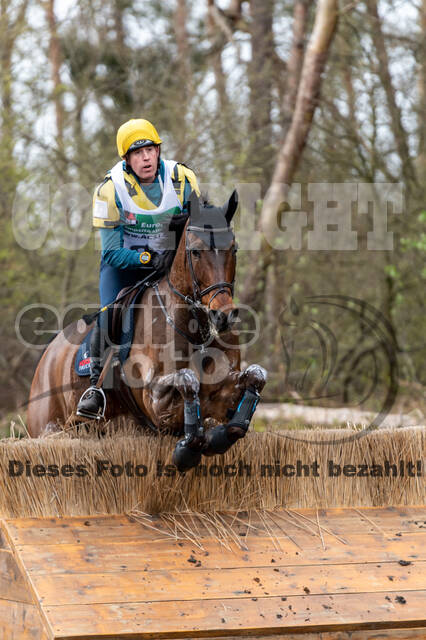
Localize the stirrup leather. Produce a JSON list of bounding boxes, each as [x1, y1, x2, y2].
[[76, 386, 107, 420]]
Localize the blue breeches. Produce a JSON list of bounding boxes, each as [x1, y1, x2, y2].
[[98, 262, 154, 330]]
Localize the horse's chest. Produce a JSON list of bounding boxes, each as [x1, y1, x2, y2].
[[200, 383, 240, 421]]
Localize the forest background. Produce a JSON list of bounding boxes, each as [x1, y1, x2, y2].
[[0, 0, 424, 430]]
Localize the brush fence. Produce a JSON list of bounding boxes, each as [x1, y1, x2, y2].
[[0, 427, 425, 518]]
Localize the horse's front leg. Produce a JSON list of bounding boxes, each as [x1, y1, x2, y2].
[[203, 364, 267, 456], [152, 368, 205, 472]]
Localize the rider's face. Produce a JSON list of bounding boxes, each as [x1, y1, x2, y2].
[[127, 145, 160, 183]]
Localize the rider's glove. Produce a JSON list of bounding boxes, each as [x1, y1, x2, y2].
[[138, 249, 174, 273], [151, 250, 175, 273]]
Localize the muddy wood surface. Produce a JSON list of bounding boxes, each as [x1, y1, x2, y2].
[[2, 507, 426, 638]]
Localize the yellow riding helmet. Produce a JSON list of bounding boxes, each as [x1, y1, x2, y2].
[[116, 118, 162, 157]]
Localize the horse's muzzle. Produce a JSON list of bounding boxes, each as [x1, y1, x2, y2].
[[209, 308, 239, 333]]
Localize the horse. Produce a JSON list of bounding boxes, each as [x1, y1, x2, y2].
[[27, 192, 267, 470]]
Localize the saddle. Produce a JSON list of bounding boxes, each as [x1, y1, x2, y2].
[[75, 282, 150, 376]]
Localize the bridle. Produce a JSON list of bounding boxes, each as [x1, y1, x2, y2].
[[173, 224, 235, 303], [153, 223, 236, 349]]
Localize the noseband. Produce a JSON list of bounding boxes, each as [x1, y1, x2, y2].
[[154, 223, 236, 349]]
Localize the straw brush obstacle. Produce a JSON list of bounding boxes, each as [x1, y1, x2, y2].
[[2, 425, 426, 639], [1, 425, 424, 518]]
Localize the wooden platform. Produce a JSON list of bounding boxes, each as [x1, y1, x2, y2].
[[2, 507, 426, 639]]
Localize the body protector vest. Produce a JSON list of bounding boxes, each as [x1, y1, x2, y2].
[[110, 159, 183, 252]]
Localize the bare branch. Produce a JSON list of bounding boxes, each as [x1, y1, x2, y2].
[[366, 0, 418, 190], [282, 0, 312, 137], [207, 0, 244, 65], [261, 0, 339, 238]]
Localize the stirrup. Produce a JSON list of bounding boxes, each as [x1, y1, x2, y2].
[[76, 386, 107, 420]]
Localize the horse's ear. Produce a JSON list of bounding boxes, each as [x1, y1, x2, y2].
[[225, 190, 238, 225], [188, 190, 200, 220]]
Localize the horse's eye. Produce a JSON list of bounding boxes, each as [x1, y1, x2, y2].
[[232, 245, 238, 256], [192, 249, 201, 259]]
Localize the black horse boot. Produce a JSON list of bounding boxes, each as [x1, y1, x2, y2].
[[203, 365, 267, 455], [76, 323, 107, 419], [203, 387, 260, 455], [172, 400, 205, 472]]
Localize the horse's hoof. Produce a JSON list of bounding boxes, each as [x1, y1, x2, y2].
[[239, 364, 267, 393], [202, 424, 245, 456], [172, 439, 203, 472]]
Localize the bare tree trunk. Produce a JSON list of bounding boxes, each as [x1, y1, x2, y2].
[[282, 0, 312, 138], [173, 0, 192, 157], [61, 253, 78, 311], [45, 0, 78, 304], [239, 247, 272, 306], [207, 0, 230, 114], [247, 0, 275, 191], [45, 0, 64, 150], [241, 0, 310, 312], [366, 0, 417, 192], [264, 251, 284, 392], [113, 0, 127, 54], [226, 0, 245, 20], [365, 0, 421, 375], [0, 0, 28, 213], [417, 0, 426, 184], [260, 0, 339, 238], [0, 27, 13, 160], [337, 29, 372, 179], [175, 0, 192, 86]]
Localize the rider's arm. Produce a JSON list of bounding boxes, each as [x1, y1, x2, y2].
[[92, 176, 147, 269], [99, 226, 144, 269]]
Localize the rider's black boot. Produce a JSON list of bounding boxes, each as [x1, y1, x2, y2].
[[76, 323, 107, 419]]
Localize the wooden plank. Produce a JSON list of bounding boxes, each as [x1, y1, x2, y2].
[[33, 630, 426, 640], [0, 548, 35, 603], [6, 520, 426, 564], [43, 590, 426, 639], [280, 507, 426, 536], [0, 528, 8, 549], [303, 506, 426, 521], [1, 520, 55, 639], [6, 507, 426, 546], [0, 598, 49, 640], [4, 515, 140, 546], [191, 632, 426, 640], [0, 625, 421, 640], [6, 525, 323, 552], [5, 514, 323, 547], [31, 560, 426, 606], [4, 510, 426, 639], [323, 632, 426, 639], [9, 531, 426, 576]]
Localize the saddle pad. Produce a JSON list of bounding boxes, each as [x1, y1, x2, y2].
[[75, 329, 93, 376], [74, 284, 150, 377]]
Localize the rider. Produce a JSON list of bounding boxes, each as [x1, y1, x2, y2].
[[77, 118, 200, 419]]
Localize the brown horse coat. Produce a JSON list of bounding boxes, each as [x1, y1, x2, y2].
[[28, 196, 257, 438]]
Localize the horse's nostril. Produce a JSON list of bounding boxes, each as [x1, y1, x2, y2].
[[209, 309, 228, 331], [228, 308, 239, 325]]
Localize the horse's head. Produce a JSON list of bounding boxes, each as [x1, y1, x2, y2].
[[171, 191, 239, 335]]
